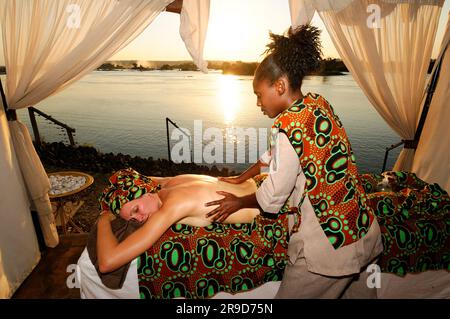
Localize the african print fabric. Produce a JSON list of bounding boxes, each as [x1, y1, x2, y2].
[[360, 171, 450, 277], [137, 175, 290, 299], [272, 93, 375, 249], [97, 170, 289, 299], [98, 169, 449, 297]]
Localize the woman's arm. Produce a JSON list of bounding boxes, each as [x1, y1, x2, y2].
[[254, 133, 299, 213], [219, 160, 267, 184], [96, 212, 119, 273], [206, 133, 299, 221], [97, 204, 184, 273], [239, 160, 268, 181]]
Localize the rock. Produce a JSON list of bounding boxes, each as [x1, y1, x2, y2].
[[38, 141, 244, 179]]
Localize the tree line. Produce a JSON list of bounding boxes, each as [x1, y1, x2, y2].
[[69, 58, 439, 76]]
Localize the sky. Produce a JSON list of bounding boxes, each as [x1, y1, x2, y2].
[[102, 0, 450, 62], [0, 0, 449, 64]]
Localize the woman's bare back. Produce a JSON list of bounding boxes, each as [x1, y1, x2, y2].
[[157, 175, 260, 226]]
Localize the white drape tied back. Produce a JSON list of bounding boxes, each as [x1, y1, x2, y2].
[[288, 0, 444, 172], [8, 120, 58, 247], [0, 0, 173, 247]]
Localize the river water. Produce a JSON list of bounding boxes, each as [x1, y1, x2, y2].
[[12, 70, 401, 174]]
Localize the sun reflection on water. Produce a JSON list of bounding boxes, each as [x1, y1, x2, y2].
[[218, 75, 240, 126]]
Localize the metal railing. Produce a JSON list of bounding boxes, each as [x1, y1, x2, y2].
[[381, 141, 404, 173], [166, 117, 192, 163], [1, 79, 76, 147], [28, 106, 76, 147]]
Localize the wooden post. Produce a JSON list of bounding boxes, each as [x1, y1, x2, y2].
[[1, 82, 17, 121], [0, 78, 9, 116], [165, 0, 183, 14]]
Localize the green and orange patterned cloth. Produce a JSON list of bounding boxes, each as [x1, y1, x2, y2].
[[98, 170, 290, 299], [98, 169, 449, 299], [137, 173, 290, 299], [137, 215, 290, 299], [272, 93, 375, 249], [360, 171, 450, 276]]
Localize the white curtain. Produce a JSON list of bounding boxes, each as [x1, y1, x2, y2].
[[289, 0, 354, 26], [289, 0, 444, 171], [412, 14, 450, 192], [0, 0, 172, 247], [180, 0, 210, 73], [8, 120, 59, 247], [0, 105, 41, 299], [1, 0, 173, 109]]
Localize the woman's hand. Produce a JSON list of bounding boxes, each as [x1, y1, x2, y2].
[[218, 176, 246, 184], [219, 160, 266, 184], [205, 191, 243, 223], [99, 210, 115, 223]]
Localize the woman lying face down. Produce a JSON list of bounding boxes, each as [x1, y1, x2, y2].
[[119, 193, 162, 223], [97, 173, 263, 273]]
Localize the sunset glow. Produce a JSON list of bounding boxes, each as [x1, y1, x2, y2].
[[109, 0, 449, 62], [0, 0, 448, 65], [218, 75, 240, 124]]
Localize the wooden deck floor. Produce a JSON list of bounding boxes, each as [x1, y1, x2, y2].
[[12, 233, 88, 299]]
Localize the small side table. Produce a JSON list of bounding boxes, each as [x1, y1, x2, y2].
[[48, 171, 94, 235]]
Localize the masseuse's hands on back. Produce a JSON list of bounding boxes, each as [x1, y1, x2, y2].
[[205, 191, 243, 223], [206, 160, 266, 222]]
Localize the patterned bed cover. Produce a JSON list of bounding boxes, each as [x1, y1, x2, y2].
[[135, 172, 450, 299]]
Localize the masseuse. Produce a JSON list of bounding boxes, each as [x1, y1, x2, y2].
[[205, 25, 383, 298]]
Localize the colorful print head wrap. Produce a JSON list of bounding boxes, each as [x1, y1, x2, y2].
[[98, 168, 162, 216]]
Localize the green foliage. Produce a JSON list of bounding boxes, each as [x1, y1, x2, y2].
[[97, 63, 123, 71]]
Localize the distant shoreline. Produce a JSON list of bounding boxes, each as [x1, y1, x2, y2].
[[96, 59, 350, 76], [0, 59, 436, 77]]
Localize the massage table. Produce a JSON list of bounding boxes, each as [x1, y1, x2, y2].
[[77, 248, 450, 299], [77, 171, 450, 299]]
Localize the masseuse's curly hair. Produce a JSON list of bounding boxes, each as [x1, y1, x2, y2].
[[255, 25, 323, 91]]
